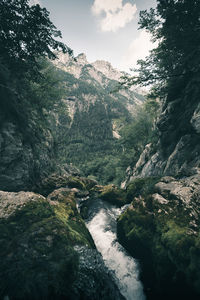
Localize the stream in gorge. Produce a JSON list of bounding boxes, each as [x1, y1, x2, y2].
[[81, 198, 146, 300]]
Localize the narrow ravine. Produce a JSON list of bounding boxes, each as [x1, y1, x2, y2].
[[84, 198, 146, 300]]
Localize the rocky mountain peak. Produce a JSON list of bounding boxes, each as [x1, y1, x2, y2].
[[76, 53, 88, 65], [92, 59, 122, 81], [55, 51, 71, 65], [54, 51, 126, 83]]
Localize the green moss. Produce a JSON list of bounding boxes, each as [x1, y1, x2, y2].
[[35, 175, 90, 197], [126, 177, 160, 202], [0, 193, 95, 299], [80, 177, 97, 190], [66, 176, 86, 190], [117, 178, 200, 298], [118, 206, 154, 258], [99, 184, 127, 206]]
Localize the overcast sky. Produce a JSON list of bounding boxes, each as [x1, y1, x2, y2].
[[32, 0, 157, 72]]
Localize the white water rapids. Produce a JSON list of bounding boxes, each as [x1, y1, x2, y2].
[[85, 199, 146, 300]]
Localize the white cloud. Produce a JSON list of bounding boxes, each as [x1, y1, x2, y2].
[[120, 30, 157, 71], [92, 0, 122, 14], [91, 0, 137, 32]]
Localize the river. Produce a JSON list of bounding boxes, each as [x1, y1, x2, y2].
[[84, 198, 146, 300]]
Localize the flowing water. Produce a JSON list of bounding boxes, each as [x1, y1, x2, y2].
[[84, 198, 146, 300]]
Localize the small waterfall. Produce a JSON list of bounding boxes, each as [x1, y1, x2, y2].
[[85, 199, 146, 300]]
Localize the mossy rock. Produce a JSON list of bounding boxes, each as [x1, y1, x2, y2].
[[0, 189, 95, 299], [117, 176, 200, 299], [80, 177, 98, 191], [66, 176, 86, 190], [99, 184, 127, 207], [34, 173, 91, 196], [126, 177, 160, 202]]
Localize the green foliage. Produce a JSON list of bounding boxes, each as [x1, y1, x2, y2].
[[61, 92, 159, 186], [126, 176, 160, 201], [120, 0, 200, 98], [0, 0, 70, 75], [28, 58, 67, 109], [0, 58, 69, 147], [66, 176, 86, 190], [0, 0, 71, 159], [120, 107, 153, 152], [118, 207, 154, 255], [119, 98, 159, 169]]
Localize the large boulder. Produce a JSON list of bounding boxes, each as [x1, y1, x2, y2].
[[117, 175, 200, 299], [34, 171, 96, 197], [95, 184, 127, 207], [0, 189, 124, 300]]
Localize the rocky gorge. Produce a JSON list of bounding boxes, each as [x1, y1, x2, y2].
[[0, 51, 147, 299], [1, 0, 200, 298], [1, 50, 200, 299]]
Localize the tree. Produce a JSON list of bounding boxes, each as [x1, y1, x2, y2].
[[119, 98, 159, 168], [120, 0, 200, 98], [0, 0, 71, 128], [0, 0, 72, 74]]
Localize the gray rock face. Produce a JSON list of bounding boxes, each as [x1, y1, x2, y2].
[[191, 102, 200, 133], [154, 176, 199, 207], [54, 51, 145, 115], [124, 87, 200, 184], [0, 190, 45, 218], [118, 66, 200, 300], [0, 120, 53, 191], [0, 100, 75, 192]]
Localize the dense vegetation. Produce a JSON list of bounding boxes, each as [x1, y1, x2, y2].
[[0, 0, 70, 71], [0, 0, 74, 191], [61, 93, 159, 186], [1, 0, 200, 299], [121, 0, 200, 99], [0, 0, 70, 136]]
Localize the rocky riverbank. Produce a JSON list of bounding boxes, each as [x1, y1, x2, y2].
[[117, 175, 200, 299], [0, 176, 125, 300]]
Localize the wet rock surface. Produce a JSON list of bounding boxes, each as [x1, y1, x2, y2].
[[117, 175, 200, 299], [72, 246, 125, 300]]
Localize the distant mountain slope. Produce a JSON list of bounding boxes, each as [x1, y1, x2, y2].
[[53, 52, 146, 184]]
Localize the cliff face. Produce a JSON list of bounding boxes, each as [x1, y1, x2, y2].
[[117, 77, 200, 299], [55, 51, 145, 116], [125, 78, 200, 182], [0, 98, 77, 192], [0, 111, 53, 192]]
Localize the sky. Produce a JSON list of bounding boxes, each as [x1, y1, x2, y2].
[[31, 0, 157, 72]]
